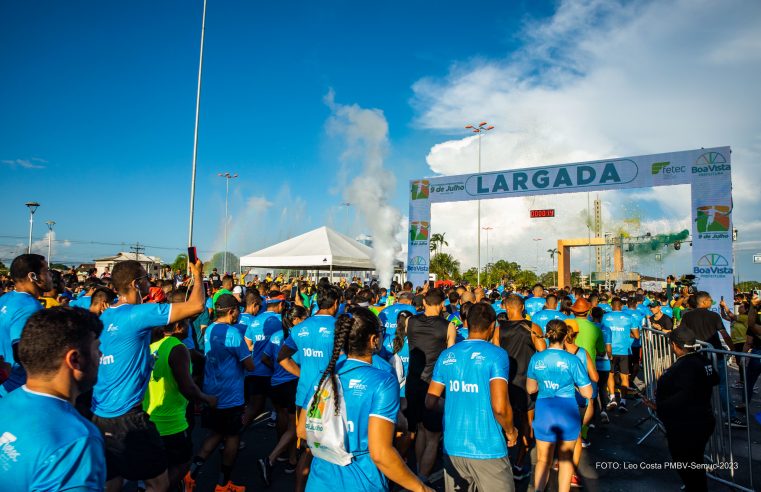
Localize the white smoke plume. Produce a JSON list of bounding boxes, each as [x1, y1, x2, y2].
[[325, 90, 402, 288]]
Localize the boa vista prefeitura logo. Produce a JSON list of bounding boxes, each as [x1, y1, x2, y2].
[[694, 253, 732, 277], [693, 152, 729, 176], [409, 221, 430, 242], [410, 180, 430, 200], [408, 255, 428, 273]]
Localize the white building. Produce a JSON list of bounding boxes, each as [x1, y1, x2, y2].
[[94, 252, 163, 277]]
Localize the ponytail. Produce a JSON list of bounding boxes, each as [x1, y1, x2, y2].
[[308, 313, 354, 417], [393, 310, 412, 354]]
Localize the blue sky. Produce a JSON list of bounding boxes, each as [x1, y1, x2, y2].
[[2, 0, 760, 281]]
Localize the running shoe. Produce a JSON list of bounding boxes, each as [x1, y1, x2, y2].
[[284, 462, 297, 474], [600, 411, 610, 424], [727, 417, 748, 428], [570, 474, 583, 488], [617, 404, 629, 414], [552, 460, 559, 471], [606, 400, 618, 411], [582, 438, 591, 448], [183, 472, 196, 492], [258, 458, 273, 486], [512, 464, 530, 480], [276, 456, 289, 463]]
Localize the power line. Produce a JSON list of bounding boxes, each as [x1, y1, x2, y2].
[[129, 242, 145, 260]]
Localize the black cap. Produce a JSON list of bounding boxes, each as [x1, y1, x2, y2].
[[215, 293, 239, 311], [669, 327, 696, 348]]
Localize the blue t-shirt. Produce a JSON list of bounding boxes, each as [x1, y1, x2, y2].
[[244, 311, 282, 377], [603, 311, 636, 355], [69, 295, 92, 310], [304, 358, 399, 492], [432, 339, 510, 459], [524, 297, 546, 318], [625, 308, 645, 348], [203, 322, 252, 409], [0, 291, 43, 394], [661, 305, 674, 318], [394, 338, 409, 398], [379, 304, 416, 352], [92, 303, 171, 418], [598, 303, 612, 313], [532, 309, 568, 334], [284, 314, 336, 408], [265, 330, 298, 386], [595, 322, 612, 371], [527, 348, 591, 399], [0, 386, 106, 491]]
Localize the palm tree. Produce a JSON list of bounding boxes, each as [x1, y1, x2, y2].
[[547, 248, 558, 287], [429, 232, 448, 256], [430, 252, 460, 279]]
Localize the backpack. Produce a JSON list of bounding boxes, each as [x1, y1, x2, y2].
[[305, 374, 353, 466]]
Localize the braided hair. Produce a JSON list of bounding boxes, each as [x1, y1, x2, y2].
[[308, 306, 381, 416], [393, 310, 413, 354]]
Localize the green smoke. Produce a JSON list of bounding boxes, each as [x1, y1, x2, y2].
[[627, 229, 690, 256]]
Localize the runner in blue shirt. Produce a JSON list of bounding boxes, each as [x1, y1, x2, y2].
[[531, 294, 568, 334], [297, 307, 431, 492], [379, 292, 416, 353], [257, 304, 308, 485], [0, 307, 105, 491], [427, 303, 518, 491], [278, 285, 341, 491], [242, 291, 281, 426], [625, 297, 646, 386], [527, 320, 593, 492], [188, 294, 254, 492], [91, 259, 206, 491], [524, 284, 547, 318], [602, 297, 639, 412], [0, 254, 51, 396]]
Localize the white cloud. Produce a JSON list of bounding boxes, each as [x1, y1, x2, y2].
[[1, 158, 46, 170], [411, 0, 761, 276]]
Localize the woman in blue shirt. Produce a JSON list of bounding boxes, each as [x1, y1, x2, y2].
[[258, 304, 308, 486], [527, 320, 593, 492], [391, 309, 413, 458], [297, 307, 431, 492]]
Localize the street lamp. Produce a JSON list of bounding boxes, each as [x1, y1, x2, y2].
[[533, 238, 542, 274], [218, 172, 239, 274], [465, 121, 494, 286], [45, 220, 56, 264], [482, 226, 493, 286], [25, 202, 40, 254], [341, 202, 352, 235]]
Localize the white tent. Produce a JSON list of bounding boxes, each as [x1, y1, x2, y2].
[[239, 226, 402, 272]]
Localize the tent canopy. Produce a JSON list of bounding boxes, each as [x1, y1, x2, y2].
[[239, 226, 402, 271]]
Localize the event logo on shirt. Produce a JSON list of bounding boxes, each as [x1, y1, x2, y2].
[[442, 352, 457, 366], [534, 360, 547, 371], [695, 205, 731, 240], [348, 379, 367, 391], [318, 327, 330, 336], [692, 152, 730, 177], [694, 253, 732, 278], [470, 352, 486, 362], [0, 432, 20, 464], [106, 323, 118, 334], [556, 360, 569, 371], [410, 180, 430, 200]]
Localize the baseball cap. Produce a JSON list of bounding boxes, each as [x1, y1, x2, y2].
[[215, 293, 239, 311], [669, 327, 696, 348], [232, 285, 243, 295]]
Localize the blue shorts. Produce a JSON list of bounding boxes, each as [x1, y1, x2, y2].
[[534, 397, 581, 442]]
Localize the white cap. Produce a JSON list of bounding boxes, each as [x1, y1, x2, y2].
[[232, 286, 244, 295]]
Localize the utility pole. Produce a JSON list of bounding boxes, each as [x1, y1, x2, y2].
[[465, 121, 494, 286], [45, 221, 56, 264], [130, 242, 145, 261]]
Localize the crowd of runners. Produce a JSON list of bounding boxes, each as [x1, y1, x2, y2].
[[1, 252, 760, 492]]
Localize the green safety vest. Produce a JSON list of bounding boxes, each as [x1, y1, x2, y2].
[[143, 336, 189, 436]]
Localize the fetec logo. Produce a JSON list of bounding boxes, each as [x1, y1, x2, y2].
[[694, 253, 733, 276], [693, 152, 730, 176], [651, 161, 686, 176], [409, 221, 430, 242], [695, 205, 731, 233], [410, 180, 430, 200]]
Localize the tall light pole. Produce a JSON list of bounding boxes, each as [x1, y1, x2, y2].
[[25, 202, 40, 254], [341, 202, 352, 235], [482, 226, 493, 286], [533, 238, 542, 275], [465, 121, 494, 286], [45, 220, 56, 264], [218, 172, 238, 274], [187, 0, 208, 250]]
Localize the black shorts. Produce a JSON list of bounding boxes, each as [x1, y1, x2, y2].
[[508, 384, 530, 414], [270, 379, 297, 414], [245, 375, 271, 399], [161, 429, 193, 467], [92, 407, 167, 481], [629, 347, 641, 366], [406, 380, 443, 433], [611, 355, 630, 375], [202, 406, 244, 436]]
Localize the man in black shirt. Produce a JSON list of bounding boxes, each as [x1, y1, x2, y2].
[[743, 295, 761, 404], [680, 291, 745, 427], [654, 328, 718, 492], [649, 302, 674, 332], [407, 288, 450, 481]]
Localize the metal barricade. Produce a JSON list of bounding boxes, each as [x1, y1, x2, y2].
[[695, 341, 761, 492], [637, 325, 675, 444]]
